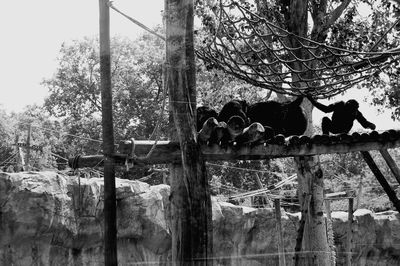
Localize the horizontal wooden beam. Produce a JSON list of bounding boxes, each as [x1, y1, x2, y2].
[[68, 130, 400, 168]]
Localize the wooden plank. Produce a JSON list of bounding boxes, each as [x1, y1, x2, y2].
[[99, 0, 117, 265], [361, 151, 400, 213], [379, 149, 400, 185], [325, 200, 336, 266], [25, 124, 31, 170], [346, 198, 354, 266], [116, 137, 400, 164], [274, 199, 286, 266], [69, 137, 400, 167], [255, 173, 272, 207]]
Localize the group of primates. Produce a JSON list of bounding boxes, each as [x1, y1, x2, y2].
[[197, 96, 376, 146]]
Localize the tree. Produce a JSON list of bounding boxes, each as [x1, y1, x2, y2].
[[0, 105, 69, 171], [354, 1, 400, 120], [0, 108, 15, 169], [42, 33, 167, 143]]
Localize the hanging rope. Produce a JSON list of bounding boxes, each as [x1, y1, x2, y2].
[[196, 0, 400, 98], [0, 153, 17, 167], [107, 1, 165, 41]]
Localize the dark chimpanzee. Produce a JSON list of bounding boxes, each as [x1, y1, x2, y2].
[[247, 97, 307, 137], [235, 122, 265, 144], [226, 115, 246, 140], [198, 117, 219, 144], [307, 96, 376, 135], [196, 106, 218, 130], [217, 100, 250, 126]]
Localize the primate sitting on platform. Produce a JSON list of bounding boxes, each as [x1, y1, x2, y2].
[[307, 96, 376, 135]]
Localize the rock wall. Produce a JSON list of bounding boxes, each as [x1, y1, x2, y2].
[[0, 171, 399, 265]]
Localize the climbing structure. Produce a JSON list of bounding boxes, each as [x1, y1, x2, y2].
[[70, 130, 400, 165], [196, 0, 400, 97], [70, 129, 400, 212]]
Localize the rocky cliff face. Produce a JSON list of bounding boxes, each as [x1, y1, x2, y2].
[[0, 171, 399, 265]]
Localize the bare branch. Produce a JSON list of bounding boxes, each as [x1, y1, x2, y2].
[[326, 0, 351, 29], [310, 0, 328, 27]]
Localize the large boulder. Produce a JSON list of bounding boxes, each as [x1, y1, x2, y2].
[[1, 171, 400, 265]]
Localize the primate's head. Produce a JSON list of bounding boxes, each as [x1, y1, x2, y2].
[[345, 99, 359, 114], [197, 106, 218, 129], [227, 115, 245, 137]]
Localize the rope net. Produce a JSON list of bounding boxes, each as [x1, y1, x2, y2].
[[196, 0, 400, 98]]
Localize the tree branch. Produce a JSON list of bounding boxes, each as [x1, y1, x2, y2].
[[326, 0, 351, 29], [310, 0, 328, 42], [84, 83, 102, 111], [310, 0, 328, 27]]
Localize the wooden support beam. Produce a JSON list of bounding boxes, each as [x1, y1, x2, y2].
[[346, 198, 354, 266], [25, 124, 31, 170], [274, 199, 286, 266], [165, 0, 212, 264], [325, 200, 336, 266], [69, 134, 400, 167], [361, 151, 400, 213], [99, 0, 117, 265], [379, 149, 400, 185], [255, 173, 272, 207]]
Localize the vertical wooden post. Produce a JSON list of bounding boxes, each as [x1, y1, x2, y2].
[[14, 134, 25, 172], [165, 0, 212, 264], [274, 199, 286, 266], [346, 198, 354, 266], [99, 0, 117, 265], [325, 200, 336, 266], [25, 124, 31, 170], [294, 155, 329, 266], [255, 173, 272, 207]]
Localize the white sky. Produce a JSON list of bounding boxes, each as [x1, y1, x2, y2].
[[0, 0, 163, 113], [0, 0, 398, 130]]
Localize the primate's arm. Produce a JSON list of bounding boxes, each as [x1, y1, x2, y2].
[[307, 96, 336, 113]]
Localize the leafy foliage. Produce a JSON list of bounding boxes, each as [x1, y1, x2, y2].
[[0, 108, 15, 167], [42, 33, 167, 142], [0, 105, 68, 171]]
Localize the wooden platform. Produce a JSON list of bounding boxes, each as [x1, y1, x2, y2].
[[68, 130, 400, 168]]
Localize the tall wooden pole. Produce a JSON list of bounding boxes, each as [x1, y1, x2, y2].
[[25, 124, 31, 170], [274, 199, 286, 266], [346, 198, 354, 266], [99, 0, 117, 265], [165, 0, 213, 264], [325, 200, 336, 266], [14, 134, 25, 171]]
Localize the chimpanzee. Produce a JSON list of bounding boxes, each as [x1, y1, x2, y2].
[[196, 106, 218, 130], [235, 122, 265, 144], [209, 116, 246, 148], [198, 117, 219, 144], [226, 115, 246, 141], [217, 100, 250, 126], [307, 96, 376, 135], [247, 97, 307, 137], [208, 121, 228, 146]]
